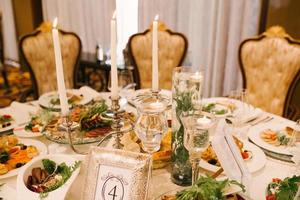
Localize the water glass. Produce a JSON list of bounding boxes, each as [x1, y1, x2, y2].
[[134, 100, 168, 154]]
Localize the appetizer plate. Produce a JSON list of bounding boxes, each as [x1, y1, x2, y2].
[[17, 154, 81, 200], [199, 141, 266, 174], [0, 120, 16, 133], [248, 122, 297, 156], [202, 97, 234, 118], [38, 89, 93, 110], [0, 139, 47, 180], [127, 89, 172, 107], [13, 125, 43, 138]]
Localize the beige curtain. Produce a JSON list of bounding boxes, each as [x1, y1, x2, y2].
[[138, 0, 262, 97], [0, 0, 18, 62], [42, 0, 115, 53]]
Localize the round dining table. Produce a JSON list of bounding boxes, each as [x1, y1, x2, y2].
[[0, 88, 297, 200]]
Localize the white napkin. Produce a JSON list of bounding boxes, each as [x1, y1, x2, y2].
[[234, 106, 263, 125], [79, 86, 101, 99], [10, 101, 39, 125], [212, 120, 252, 194]]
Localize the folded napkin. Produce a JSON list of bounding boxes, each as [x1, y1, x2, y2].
[[233, 106, 263, 125], [212, 120, 252, 194], [10, 101, 39, 125], [79, 86, 101, 99]]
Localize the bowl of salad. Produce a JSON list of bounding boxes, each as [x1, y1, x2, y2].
[[17, 154, 81, 200]]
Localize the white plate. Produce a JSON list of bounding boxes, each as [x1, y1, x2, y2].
[[202, 97, 233, 117], [38, 89, 93, 110], [0, 139, 47, 180], [17, 154, 81, 200], [13, 125, 43, 138], [248, 122, 297, 156], [0, 120, 16, 133], [199, 141, 266, 174], [0, 184, 17, 200], [127, 89, 172, 107]]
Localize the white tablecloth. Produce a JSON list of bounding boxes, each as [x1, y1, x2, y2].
[[0, 90, 297, 200]]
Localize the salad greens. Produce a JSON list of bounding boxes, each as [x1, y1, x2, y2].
[[267, 176, 300, 200], [79, 102, 112, 131], [202, 103, 227, 115], [26, 159, 81, 199], [176, 176, 245, 200]]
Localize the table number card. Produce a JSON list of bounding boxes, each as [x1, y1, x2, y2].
[[81, 147, 152, 200]]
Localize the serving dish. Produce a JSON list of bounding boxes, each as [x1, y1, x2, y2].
[[17, 154, 81, 200], [0, 137, 47, 180], [38, 89, 93, 110]]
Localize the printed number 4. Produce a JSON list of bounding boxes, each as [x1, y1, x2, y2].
[[108, 185, 117, 200]]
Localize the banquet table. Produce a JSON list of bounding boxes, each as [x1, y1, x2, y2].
[[0, 89, 297, 200]]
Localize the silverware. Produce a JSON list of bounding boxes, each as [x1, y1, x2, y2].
[[250, 116, 273, 126]]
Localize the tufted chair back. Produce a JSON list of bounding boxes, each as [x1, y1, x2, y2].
[[239, 26, 300, 116], [128, 22, 187, 90], [20, 22, 81, 98]]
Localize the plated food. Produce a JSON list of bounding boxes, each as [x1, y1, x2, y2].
[[202, 98, 236, 117], [0, 135, 45, 178], [199, 137, 267, 174], [14, 110, 56, 138], [26, 159, 81, 195], [17, 154, 81, 200], [128, 89, 172, 108], [38, 89, 93, 110], [260, 127, 295, 146], [201, 137, 253, 167], [0, 114, 13, 129], [44, 102, 114, 144], [120, 129, 172, 169], [248, 123, 299, 156], [159, 176, 245, 200], [266, 176, 300, 200]]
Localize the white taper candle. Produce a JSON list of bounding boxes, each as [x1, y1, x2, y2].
[[52, 18, 69, 116], [152, 14, 159, 91], [110, 11, 118, 99]]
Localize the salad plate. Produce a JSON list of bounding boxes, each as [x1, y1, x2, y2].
[[13, 109, 56, 138], [17, 154, 81, 200], [38, 89, 93, 110], [248, 122, 298, 156], [199, 141, 266, 174], [202, 97, 235, 117], [13, 125, 43, 138], [0, 138, 47, 180], [127, 89, 172, 107], [0, 113, 16, 133]]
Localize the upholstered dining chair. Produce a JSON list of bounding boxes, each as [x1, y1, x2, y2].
[[19, 22, 81, 100], [239, 26, 300, 117], [128, 21, 187, 89]]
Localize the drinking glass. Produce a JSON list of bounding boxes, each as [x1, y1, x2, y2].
[[180, 111, 216, 184], [134, 100, 169, 154]]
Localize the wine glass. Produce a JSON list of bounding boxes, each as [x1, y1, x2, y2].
[[180, 111, 216, 184], [228, 89, 249, 139]]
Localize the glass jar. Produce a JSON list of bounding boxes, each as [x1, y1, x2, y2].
[[171, 67, 204, 186]]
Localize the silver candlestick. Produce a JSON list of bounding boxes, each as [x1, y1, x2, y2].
[[60, 116, 87, 155], [97, 96, 134, 148]]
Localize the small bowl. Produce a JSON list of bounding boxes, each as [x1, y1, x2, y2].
[[17, 154, 81, 200]]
